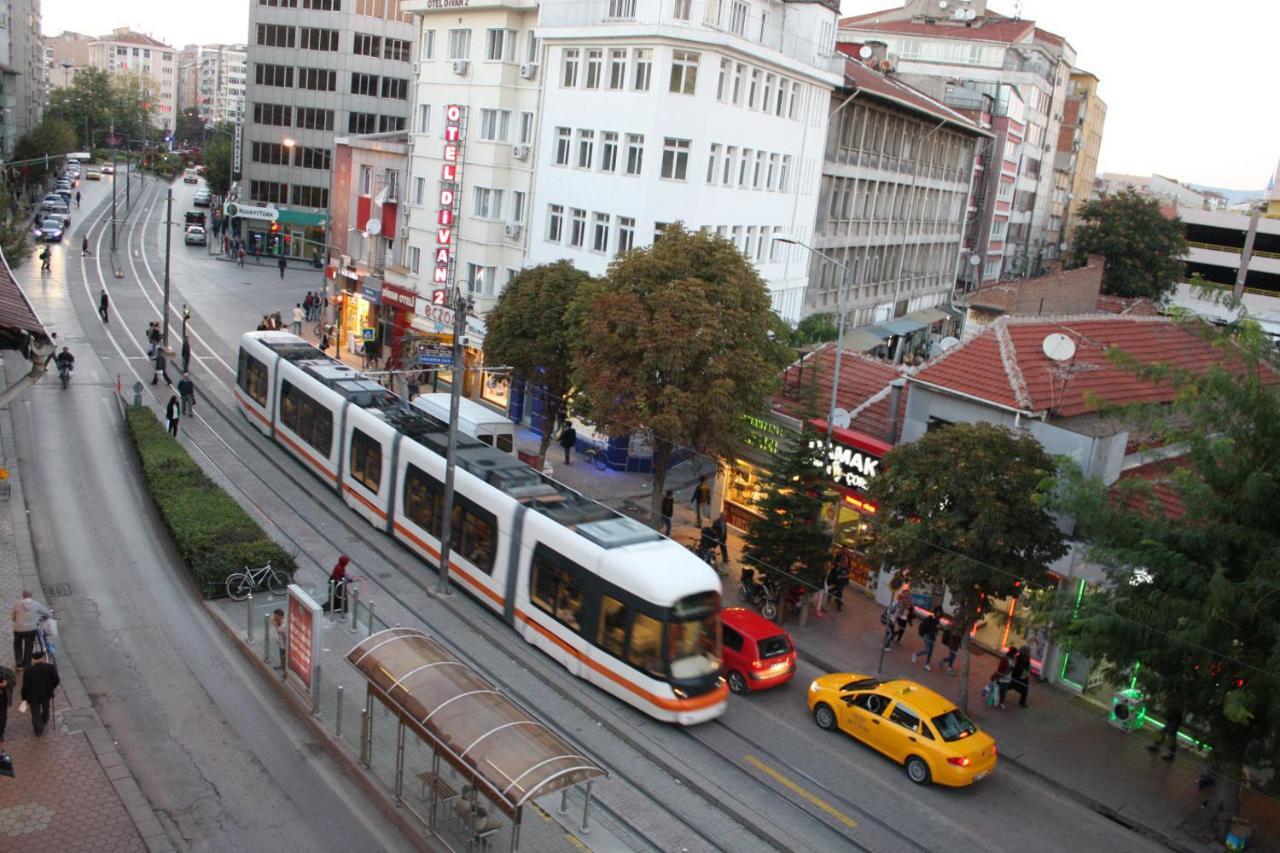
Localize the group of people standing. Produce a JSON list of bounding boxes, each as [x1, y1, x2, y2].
[[301, 292, 324, 323]]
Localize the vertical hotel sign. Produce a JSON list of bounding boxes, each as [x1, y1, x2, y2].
[[435, 105, 464, 288]]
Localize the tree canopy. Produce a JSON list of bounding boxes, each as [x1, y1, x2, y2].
[[1071, 188, 1188, 302], [788, 312, 839, 347], [867, 422, 1066, 708], [175, 107, 206, 147], [571, 224, 791, 520], [483, 261, 595, 462], [1047, 322, 1280, 837], [12, 117, 77, 183], [201, 124, 235, 197], [47, 67, 157, 148], [0, 183, 33, 271]]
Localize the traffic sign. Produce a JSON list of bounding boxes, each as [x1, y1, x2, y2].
[[417, 353, 453, 366]]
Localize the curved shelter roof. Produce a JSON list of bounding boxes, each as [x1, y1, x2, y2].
[[347, 628, 606, 815]]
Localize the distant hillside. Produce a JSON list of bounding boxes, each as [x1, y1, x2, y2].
[[1186, 184, 1267, 205]]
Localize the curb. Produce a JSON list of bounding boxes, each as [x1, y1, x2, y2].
[[0, 390, 176, 853], [792, 643, 1200, 853]]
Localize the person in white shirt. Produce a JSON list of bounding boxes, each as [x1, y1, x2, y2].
[[291, 304, 304, 335], [11, 591, 52, 668]]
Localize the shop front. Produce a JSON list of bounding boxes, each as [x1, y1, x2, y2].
[[379, 281, 417, 364], [812, 420, 891, 595], [409, 301, 486, 399], [722, 414, 791, 535]]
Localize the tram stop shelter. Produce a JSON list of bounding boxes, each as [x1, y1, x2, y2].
[[347, 627, 608, 851]]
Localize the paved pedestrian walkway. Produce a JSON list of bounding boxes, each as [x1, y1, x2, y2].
[[0, 360, 170, 852]]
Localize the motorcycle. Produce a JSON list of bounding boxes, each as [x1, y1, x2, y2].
[[738, 567, 780, 621], [57, 361, 72, 389]]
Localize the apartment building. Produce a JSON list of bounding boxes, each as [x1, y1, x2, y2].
[[840, 0, 1079, 279], [45, 31, 92, 92], [810, 43, 987, 334], [87, 28, 178, 131], [1, 0, 45, 155], [183, 44, 248, 125], [1057, 68, 1105, 241], [242, 0, 416, 244]]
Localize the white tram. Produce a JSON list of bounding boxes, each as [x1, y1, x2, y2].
[[235, 332, 728, 724]]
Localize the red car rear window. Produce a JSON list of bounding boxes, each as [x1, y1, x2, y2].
[[756, 635, 790, 660]]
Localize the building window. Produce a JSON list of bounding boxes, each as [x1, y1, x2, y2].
[[301, 28, 339, 51], [290, 184, 329, 208], [673, 0, 691, 20], [298, 67, 337, 91], [569, 208, 587, 247], [448, 29, 471, 60], [294, 146, 331, 171], [729, 0, 748, 35], [554, 127, 571, 165], [421, 29, 436, 60], [632, 49, 652, 91], [378, 115, 405, 132], [585, 49, 603, 89], [600, 132, 618, 172], [762, 74, 774, 114], [547, 204, 564, 242], [576, 129, 594, 169], [780, 154, 791, 191], [608, 49, 627, 90], [766, 152, 778, 189], [526, 33, 540, 65], [413, 177, 426, 206], [359, 166, 372, 195], [256, 24, 296, 48], [252, 103, 292, 126], [789, 83, 800, 119], [351, 72, 379, 96], [775, 78, 788, 116], [409, 246, 421, 274], [722, 145, 736, 184], [473, 187, 503, 219], [753, 150, 765, 188], [384, 38, 411, 62], [745, 226, 755, 258], [295, 107, 334, 131], [254, 64, 293, 87], [352, 33, 381, 56], [660, 137, 690, 180], [250, 181, 288, 204], [669, 50, 699, 95], [747, 68, 760, 109], [625, 133, 644, 175], [592, 212, 610, 253], [478, 108, 511, 141], [607, 0, 636, 18], [716, 58, 730, 100], [418, 104, 430, 133], [486, 28, 516, 62], [561, 48, 579, 87], [519, 112, 534, 144], [738, 148, 750, 186], [302, 0, 341, 11], [348, 112, 377, 134], [466, 263, 494, 296], [616, 217, 635, 254], [511, 190, 526, 223], [732, 62, 745, 104], [706, 143, 720, 184], [380, 78, 408, 99], [251, 142, 289, 166]]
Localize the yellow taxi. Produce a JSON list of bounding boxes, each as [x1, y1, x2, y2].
[[808, 673, 997, 786]]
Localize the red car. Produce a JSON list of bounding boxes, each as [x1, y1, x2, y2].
[[721, 607, 796, 694]]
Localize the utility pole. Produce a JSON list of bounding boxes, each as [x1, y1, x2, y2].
[[434, 291, 468, 596], [162, 189, 174, 346], [110, 148, 118, 251]]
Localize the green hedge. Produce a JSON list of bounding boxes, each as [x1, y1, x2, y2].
[[124, 405, 297, 598]]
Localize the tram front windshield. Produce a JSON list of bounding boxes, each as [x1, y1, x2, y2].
[[667, 592, 721, 680]]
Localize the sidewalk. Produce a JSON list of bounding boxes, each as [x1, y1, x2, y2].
[[0, 363, 171, 851]]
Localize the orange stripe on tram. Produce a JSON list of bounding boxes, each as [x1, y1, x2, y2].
[[392, 522, 505, 608]]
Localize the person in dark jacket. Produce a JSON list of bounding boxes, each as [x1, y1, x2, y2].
[[710, 513, 729, 564], [1147, 702, 1185, 761], [98, 289, 109, 323], [152, 347, 171, 386], [690, 475, 711, 526], [659, 490, 674, 536], [177, 373, 196, 416], [21, 650, 59, 736], [1007, 645, 1033, 708], [180, 336, 191, 374], [558, 422, 577, 465], [912, 612, 940, 671], [323, 556, 351, 614], [827, 552, 851, 611], [939, 620, 962, 675], [165, 395, 181, 437], [0, 662, 14, 740]]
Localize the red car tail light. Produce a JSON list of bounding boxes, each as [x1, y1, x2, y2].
[[947, 756, 972, 767]]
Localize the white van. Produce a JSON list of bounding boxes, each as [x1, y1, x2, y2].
[[412, 393, 516, 454]]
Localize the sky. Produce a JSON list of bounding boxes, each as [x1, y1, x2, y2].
[[43, 0, 1277, 191]]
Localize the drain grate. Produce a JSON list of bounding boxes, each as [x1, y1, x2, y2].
[[42, 583, 72, 598]]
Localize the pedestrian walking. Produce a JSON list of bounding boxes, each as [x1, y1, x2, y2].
[[659, 489, 674, 536], [911, 611, 940, 671], [20, 650, 59, 737], [39, 247, 51, 272], [881, 598, 904, 651], [891, 585, 913, 644], [145, 321, 161, 357], [690, 475, 711, 526], [291, 303, 303, 335], [303, 292, 314, 321], [152, 347, 171, 386], [237, 245, 246, 267], [165, 395, 181, 436], [557, 421, 577, 465], [319, 326, 330, 352], [939, 620, 961, 674], [989, 649, 1015, 709], [827, 553, 850, 611], [1007, 645, 1032, 708], [270, 609, 287, 674], [362, 336, 379, 368], [322, 556, 351, 614], [180, 336, 191, 373], [710, 512, 729, 565], [278, 255, 287, 279], [81, 236, 91, 257], [1147, 703, 1185, 761], [0, 662, 13, 741], [74, 190, 81, 208], [11, 590, 52, 669], [177, 373, 196, 416], [98, 289, 109, 323]]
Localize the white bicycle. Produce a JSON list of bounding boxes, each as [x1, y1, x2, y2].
[[225, 562, 289, 600]]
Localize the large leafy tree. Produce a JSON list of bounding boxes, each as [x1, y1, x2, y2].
[[867, 422, 1066, 709], [1047, 322, 1280, 839], [201, 123, 236, 197], [1071, 188, 1188, 301], [47, 67, 115, 147], [788, 312, 838, 347], [571, 224, 791, 521], [12, 117, 77, 183], [0, 183, 34, 270], [742, 423, 831, 591], [175, 107, 206, 147], [484, 261, 594, 463]]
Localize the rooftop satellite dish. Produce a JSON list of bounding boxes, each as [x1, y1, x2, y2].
[[1042, 333, 1077, 362], [831, 407, 852, 429], [365, 219, 381, 236], [858, 45, 873, 59], [938, 0, 948, 8], [938, 336, 960, 352], [968, 253, 981, 266]]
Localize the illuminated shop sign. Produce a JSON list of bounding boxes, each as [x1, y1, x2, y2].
[[740, 414, 788, 455], [435, 104, 464, 287], [807, 419, 890, 496]]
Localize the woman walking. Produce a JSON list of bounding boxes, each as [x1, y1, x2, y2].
[[165, 395, 181, 437]]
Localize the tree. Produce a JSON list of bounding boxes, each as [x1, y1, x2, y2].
[[484, 261, 595, 463], [1047, 322, 1280, 839], [201, 124, 235, 197], [12, 117, 77, 183], [789, 312, 838, 347], [1071, 188, 1188, 301], [867, 422, 1067, 710], [175, 107, 206, 147], [0, 183, 34, 271], [571, 224, 791, 521], [47, 67, 115, 147]]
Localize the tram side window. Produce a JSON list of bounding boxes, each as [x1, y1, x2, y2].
[[530, 547, 584, 631], [452, 496, 496, 573], [280, 381, 334, 456], [238, 351, 268, 406], [597, 595, 627, 657], [628, 612, 663, 678], [404, 464, 443, 536], [349, 429, 382, 492]]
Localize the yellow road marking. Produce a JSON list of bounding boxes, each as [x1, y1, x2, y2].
[[744, 754, 859, 830]]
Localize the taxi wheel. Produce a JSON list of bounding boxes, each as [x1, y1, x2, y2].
[[905, 755, 931, 785], [727, 671, 749, 695], [813, 703, 837, 731]]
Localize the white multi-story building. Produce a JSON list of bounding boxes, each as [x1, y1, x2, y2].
[[184, 43, 248, 125], [87, 28, 178, 131]]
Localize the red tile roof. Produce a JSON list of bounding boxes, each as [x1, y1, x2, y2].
[[912, 315, 1279, 419], [835, 46, 986, 134], [98, 31, 173, 50], [774, 344, 908, 440], [0, 248, 50, 347], [1094, 295, 1162, 316], [1111, 458, 1186, 521], [839, 14, 1036, 44]]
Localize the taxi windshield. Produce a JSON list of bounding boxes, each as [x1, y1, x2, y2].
[[932, 708, 978, 742], [666, 592, 721, 679]]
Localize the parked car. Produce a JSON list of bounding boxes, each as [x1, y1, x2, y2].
[[185, 210, 207, 227], [808, 673, 998, 787], [35, 218, 64, 242], [184, 225, 207, 246], [192, 189, 211, 207], [43, 193, 65, 206], [85, 169, 102, 181], [721, 607, 796, 694]]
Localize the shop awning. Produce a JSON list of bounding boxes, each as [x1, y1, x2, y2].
[[841, 326, 891, 352], [907, 307, 948, 325], [276, 207, 328, 228], [880, 317, 927, 336]]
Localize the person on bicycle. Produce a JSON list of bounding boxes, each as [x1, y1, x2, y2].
[[48, 347, 74, 375], [697, 526, 718, 566], [323, 555, 351, 613]]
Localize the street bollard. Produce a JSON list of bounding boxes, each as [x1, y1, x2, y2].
[[359, 709, 370, 767], [312, 666, 322, 716], [348, 587, 360, 633], [132, 381, 143, 407], [263, 614, 271, 662], [560, 788, 569, 815], [328, 582, 336, 621], [246, 592, 254, 641], [366, 601, 375, 637], [336, 685, 344, 738]]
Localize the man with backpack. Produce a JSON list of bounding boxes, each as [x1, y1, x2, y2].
[[912, 611, 940, 672]]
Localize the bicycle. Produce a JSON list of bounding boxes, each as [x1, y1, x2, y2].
[[225, 561, 290, 600], [580, 442, 609, 471]]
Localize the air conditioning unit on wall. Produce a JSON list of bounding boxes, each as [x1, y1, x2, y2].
[[505, 223, 522, 238], [452, 60, 468, 76], [519, 63, 538, 80], [512, 145, 529, 161]]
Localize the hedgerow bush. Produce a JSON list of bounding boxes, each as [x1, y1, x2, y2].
[[124, 405, 297, 597]]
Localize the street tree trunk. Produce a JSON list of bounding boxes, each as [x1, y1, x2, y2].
[[649, 437, 674, 528]]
